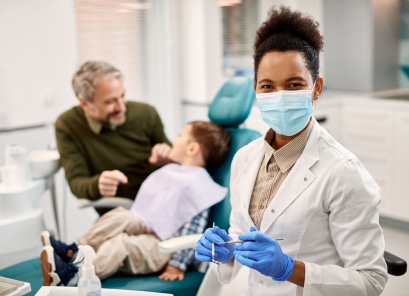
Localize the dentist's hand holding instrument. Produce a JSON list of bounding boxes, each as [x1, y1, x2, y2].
[[195, 224, 285, 266], [195, 226, 235, 264], [234, 226, 294, 281]]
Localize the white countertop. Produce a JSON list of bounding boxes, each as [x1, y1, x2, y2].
[[1, 281, 30, 296], [35, 287, 173, 296], [317, 88, 409, 110]]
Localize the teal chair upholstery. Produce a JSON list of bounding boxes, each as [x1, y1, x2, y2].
[[0, 258, 43, 295], [207, 75, 259, 230], [0, 75, 262, 296]]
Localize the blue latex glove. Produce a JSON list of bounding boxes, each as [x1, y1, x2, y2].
[[195, 226, 235, 264], [234, 227, 294, 281]]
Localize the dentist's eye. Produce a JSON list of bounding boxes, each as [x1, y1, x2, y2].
[[288, 83, 302, 89]]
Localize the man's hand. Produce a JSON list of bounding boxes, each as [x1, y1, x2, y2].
[[98, 170, 128, 196], [149, 143, 172, 166], [158, 265, 184, 281]]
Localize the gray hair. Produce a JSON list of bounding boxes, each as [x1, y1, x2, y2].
[[72, 61, 123, 102]]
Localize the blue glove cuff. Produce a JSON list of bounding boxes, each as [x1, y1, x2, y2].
[[271, 256, 295, 282]]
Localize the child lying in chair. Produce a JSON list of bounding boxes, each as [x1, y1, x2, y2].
[[40, 120, 231, 286]]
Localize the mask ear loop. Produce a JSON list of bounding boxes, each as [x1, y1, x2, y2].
[[310, 79, 317, 98], [310, 79, 320, 107]]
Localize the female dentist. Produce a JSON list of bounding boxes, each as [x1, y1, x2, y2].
[[195, 5, 388, 296]]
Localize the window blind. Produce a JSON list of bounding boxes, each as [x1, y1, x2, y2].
[[75, 0, 150, 100], [222, 0, 258, 74]]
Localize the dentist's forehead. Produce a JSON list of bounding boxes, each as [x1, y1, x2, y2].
[[257, 51, 313, 84]]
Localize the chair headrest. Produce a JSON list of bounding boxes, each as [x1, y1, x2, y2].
[[208, 76, 255, 127]]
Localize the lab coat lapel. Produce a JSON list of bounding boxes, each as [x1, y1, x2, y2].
[[261, 122, 320, 230], [237, 140, 264, 227]]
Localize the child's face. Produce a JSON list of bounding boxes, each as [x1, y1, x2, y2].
[[168, 124, 194, 163]]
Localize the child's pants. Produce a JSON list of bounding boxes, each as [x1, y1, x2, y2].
[[77, 207, 171, 279]]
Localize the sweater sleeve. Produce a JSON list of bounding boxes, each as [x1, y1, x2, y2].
[[55, 113, 101, 200]]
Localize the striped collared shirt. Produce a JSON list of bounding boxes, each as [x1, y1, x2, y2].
[[249, 119, 315, 228]]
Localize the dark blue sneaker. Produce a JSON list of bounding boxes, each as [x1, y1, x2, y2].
[[41, 231, 78, 263], [40, 245, 79, 286]]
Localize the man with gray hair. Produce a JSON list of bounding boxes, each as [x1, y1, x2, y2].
[[56, 60, 171, 215]]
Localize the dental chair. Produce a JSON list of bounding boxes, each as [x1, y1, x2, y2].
[[77, 196, 133, 210]]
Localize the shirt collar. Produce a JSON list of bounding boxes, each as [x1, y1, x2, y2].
[[85, 112, 103, 134], [84, 111, 119, 134], [262, 119, 315, 173]]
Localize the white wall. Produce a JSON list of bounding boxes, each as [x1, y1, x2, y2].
[[0, 0, 105, 247], [143, 0, 183, 139], [0, 0, 78, 129], [179, 0, 224, 105]]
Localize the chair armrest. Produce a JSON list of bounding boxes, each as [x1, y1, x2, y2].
[[158, 234, 202, 254], [384, 251, 407, 276], [77, 197, 133, 210]]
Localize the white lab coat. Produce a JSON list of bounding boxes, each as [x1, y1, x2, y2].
[[218, 120, 388, 296]]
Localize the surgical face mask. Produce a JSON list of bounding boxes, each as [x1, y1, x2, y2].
[[256, 87, 314, 136]]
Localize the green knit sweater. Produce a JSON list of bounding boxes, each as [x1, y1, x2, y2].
[[55, 101, 170, 200]]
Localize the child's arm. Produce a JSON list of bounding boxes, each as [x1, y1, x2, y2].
[[159, 209, 209, 280]]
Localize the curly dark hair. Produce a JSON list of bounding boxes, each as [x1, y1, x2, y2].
[[254, 6, 324, 82]]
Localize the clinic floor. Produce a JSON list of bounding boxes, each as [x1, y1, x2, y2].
[[220, 222, 409, 296]]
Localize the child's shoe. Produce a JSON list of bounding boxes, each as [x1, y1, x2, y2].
[[41, 231, 78, 263], [40, 245, 79, 286]]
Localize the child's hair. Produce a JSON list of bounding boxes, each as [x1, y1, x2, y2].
[[189, 121, 231, 168], [253, 5, 324, 82]]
